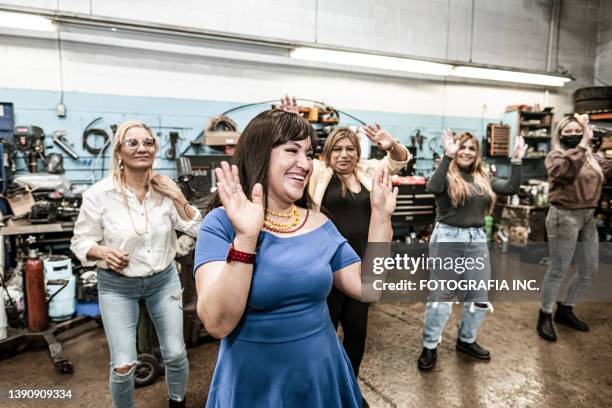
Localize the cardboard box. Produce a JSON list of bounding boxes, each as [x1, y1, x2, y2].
[[5, 186, 34, 217], [203, 131, 241, 146]]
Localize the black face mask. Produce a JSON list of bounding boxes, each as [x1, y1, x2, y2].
[[560, 134, 582, 149]]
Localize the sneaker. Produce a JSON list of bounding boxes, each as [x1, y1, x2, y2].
[[417, 347, 437, 371], [456, 339, 490, 360]]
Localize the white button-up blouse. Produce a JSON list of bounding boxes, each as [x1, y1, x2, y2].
[[70, 177, 202, 277]]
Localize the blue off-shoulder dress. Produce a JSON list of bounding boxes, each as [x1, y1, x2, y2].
[[194, 208, 362, 408]]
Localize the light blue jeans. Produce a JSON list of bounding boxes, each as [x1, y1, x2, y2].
[[422, 223, 493, 349], [97, 263, 188, 408]]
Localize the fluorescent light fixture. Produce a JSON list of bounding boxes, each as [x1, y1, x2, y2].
[[290, 46, 572, 87], [290, 47, 454, 76], [450, 66, 571, 87], [0, 10, 56, 32]]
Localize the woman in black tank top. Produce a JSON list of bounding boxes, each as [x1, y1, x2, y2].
[[318, 127, 408, 406]]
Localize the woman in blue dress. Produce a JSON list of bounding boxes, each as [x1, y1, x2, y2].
[[193, 108, 398, 408]]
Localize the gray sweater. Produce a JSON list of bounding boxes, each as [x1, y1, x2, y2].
[[426, 155, 522, 228]]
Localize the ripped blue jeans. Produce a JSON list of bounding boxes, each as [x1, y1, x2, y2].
[[422, 223, 493, 349], [97, 263, 188, 408]]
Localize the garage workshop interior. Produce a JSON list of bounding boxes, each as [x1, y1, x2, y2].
[[0, 1, 612, 407]]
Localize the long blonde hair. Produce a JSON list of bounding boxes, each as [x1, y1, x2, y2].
[[323, 127, 361, 197], [108, 120, 159, 191], [551, 116, 603, 180], [447, 132, 496, 214]]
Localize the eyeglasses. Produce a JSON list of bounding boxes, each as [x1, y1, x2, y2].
[[124, 138, 156, 149]]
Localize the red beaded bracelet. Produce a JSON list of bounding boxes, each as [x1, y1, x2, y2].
[[226, 244, 256, 264]]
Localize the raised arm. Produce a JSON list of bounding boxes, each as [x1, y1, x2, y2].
[[426, 129, 458, 194], [194, 162, 264, 339], [150, 173, 203, 237], [332, 166, 397, 301], [491, 136, 526, 195], [363, 124, 410, 164]]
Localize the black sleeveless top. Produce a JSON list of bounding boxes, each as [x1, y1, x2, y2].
[[322, 174, 371, 258]]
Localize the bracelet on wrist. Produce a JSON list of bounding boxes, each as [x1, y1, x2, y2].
[[226, 244, 257, 264], [388, 139, 400, 152]]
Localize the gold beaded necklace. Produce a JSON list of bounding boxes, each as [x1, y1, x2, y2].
[[264, 205, 304, 233]]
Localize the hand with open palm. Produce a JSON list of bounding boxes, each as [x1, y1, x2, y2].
[[370, 166, 399, 217], [442, 128, 460, 158], [215, 161, 264, 240], [279, 95, 299, 114], [363, 124, 397, 152]]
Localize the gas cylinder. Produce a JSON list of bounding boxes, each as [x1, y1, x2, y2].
[[24, 249, 48, 332]]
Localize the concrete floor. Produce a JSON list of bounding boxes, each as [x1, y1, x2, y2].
[[1, 301, 610, 408]]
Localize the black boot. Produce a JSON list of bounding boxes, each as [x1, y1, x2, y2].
[[456, 339, 490, 360], [537, 309, 557, 341], [554, 303, 589, 331], [169, 397, 186, 408], [417, 347, 437, 371]]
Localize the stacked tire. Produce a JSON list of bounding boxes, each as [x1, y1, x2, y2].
[[573, 87, 612, 114]]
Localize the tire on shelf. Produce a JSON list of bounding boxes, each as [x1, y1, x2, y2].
[[573, 87, 612, 113]]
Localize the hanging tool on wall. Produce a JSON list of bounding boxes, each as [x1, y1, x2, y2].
[[52, 131, 79, 160], [165, 131, 180, 160], [13, 125, 46, 173], [82, 117, 110, 156], [410, 129, 426, 152]]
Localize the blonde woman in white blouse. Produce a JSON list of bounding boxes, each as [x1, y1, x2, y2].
[[70, 121, 201, 408]]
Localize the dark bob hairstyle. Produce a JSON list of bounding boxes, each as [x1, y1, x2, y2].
[[205, 109, 318, 214]]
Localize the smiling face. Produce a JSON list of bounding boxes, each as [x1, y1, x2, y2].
[[329, 137, 359, 175], [117, 127, 157, 171], [455, 137, 478, 169], [267, 138, 313, 208]]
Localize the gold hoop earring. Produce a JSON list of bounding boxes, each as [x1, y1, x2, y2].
[[119, 159, 124, 171]]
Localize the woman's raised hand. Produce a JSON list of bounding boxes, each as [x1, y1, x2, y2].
[[512, 136, 527, 161], [279, 95, 299, 114], [574, 113, 594, 147], [363, 124, 397, 152], [442, 128, 460, 158], [215, 161, 264, 239], [370, 166, 398, 217]]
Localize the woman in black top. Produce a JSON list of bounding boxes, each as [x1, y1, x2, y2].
[[318, 128, 408, 386], [417, 129, 525, 371], [279, 98, 410, 402]]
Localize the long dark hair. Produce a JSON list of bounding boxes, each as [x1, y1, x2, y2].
[[205, 109, 318, 214]]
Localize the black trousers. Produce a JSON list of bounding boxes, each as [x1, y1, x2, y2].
[[327, 286, 369, 377]]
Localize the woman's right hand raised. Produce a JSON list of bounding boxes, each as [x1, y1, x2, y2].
[[442, 128, 460, 158], [215, 161, 264, 240], [574, 113, 594, 148], [279, 95, 299, 114]]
